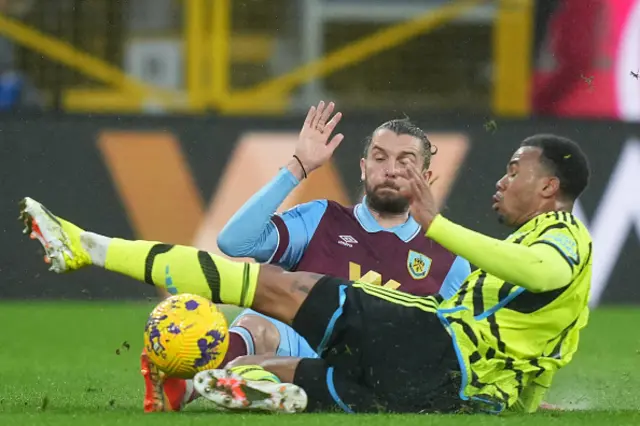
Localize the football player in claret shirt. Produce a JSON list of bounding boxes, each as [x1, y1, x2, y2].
[[140, 102, 469, 411], [20, 132, 592, 414]]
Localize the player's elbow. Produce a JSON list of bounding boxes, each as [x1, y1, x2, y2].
[[520, 265, 571, 293], [513, 245, 573, 293], [523, 276, 559, 293], [217, 231, 249, 257]]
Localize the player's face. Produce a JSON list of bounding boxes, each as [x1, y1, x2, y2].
[[493, 147, 554, 227], [360, 129, 427, 214]]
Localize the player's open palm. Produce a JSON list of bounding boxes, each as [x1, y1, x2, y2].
[[398, 164, 439, 230], [294, 100, 344, 174]]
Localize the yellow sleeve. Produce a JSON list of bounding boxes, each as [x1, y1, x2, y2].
[[510, 382, 549, 413], [529, 226, 582, 274], [425, 215, 572, 292]]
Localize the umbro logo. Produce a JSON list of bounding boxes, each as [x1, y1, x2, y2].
[[338, 235, 358, 248]]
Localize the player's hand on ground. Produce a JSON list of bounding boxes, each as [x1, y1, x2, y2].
[[288, 100, 344, 179], [398, 164, 439, 231]]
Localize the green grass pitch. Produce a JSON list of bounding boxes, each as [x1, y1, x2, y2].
[[0, 301, 638, 425]]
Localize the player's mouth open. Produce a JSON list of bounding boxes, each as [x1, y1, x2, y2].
[[492, 193, 502, 210]]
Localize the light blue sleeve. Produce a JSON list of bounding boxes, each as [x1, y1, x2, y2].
[[271, 200, 328, 269], [439, 256, 471, 300], [216, 167, 328, 269], [217, 167, 299, 262]]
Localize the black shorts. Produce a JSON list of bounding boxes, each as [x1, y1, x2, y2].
[[290, 276, 464, 414]]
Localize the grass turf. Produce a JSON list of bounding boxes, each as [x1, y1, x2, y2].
[[0, 302, 638, 425]]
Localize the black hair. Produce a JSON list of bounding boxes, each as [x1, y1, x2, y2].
[[521, 134, 590, 201], [362, 118, 437, 169]]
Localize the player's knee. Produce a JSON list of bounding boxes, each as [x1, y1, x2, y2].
[[233, 314, 280, 355], [253, 266, 322, 322]]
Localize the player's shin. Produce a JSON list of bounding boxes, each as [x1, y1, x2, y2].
[[96, 237, 260, 307], [82, 232, 317, 323]]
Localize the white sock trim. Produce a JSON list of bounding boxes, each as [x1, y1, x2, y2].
[[79, 232, 111, 267]]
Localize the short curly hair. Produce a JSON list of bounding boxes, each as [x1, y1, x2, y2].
[[521, 134, 591, 201]]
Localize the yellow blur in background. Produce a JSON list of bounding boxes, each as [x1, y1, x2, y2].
[[0, 0, 532, 116]]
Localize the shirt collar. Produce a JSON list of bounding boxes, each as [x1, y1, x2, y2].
[[353, 196, 421, 242]]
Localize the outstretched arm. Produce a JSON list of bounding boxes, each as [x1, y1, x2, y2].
[[426, 216, 572, 292], [396, 164, 575, 293], [218, 100, 343, 269]]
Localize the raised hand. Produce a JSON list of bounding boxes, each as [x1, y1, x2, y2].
[[288, 101, 344, 179]]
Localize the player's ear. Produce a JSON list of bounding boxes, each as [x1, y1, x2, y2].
[[422, 169, 432, 182], [360, 158, 366, 181], [541, 176, 560, 198]]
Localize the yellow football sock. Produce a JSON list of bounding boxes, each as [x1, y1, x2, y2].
[[104, 239, 259, 307]]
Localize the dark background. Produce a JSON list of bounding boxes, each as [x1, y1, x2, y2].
[[1, 113, 638, 305]]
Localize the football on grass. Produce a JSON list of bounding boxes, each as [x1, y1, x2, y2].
[[143, 294, 229, 378]]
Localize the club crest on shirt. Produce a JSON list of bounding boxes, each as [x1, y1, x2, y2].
[[407, 250, 432, 280]]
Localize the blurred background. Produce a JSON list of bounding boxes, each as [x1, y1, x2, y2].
[[2, 3, 640, 417], [1, 0, 631, 117], [0, 0, 639, 308]]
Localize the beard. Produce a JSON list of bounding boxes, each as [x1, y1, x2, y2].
[[364, 180, 409, 214]]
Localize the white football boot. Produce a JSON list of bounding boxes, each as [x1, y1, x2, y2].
[[18, 197, 92, 273], [193, 367, 307, 413]]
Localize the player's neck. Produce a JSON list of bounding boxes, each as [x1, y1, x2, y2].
[[519, 201, 574, 226], [368, 209, 410, 229], [555, 200, 573, 213], [538, 200, 574, 217]]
